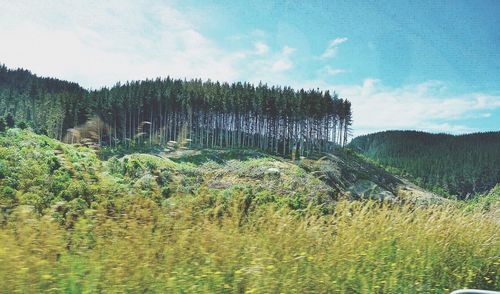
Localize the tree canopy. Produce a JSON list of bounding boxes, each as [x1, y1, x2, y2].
[[350, 130, 500, 198], [0, 64, 352, 156]]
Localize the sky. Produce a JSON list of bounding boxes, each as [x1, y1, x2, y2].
[[0, 0, 499, 137]]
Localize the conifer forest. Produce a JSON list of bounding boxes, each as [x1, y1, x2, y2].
[[0, 65, 352, 156]]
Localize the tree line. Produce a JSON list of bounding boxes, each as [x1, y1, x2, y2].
[[0, 64, 353, 156], [349, 130, 500, 198]]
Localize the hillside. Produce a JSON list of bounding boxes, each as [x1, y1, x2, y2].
[[0, 128, 442, 215], [349, 130, 500, 198], [0, 64, 86, 138], [0, 66, 498, 293], [0, 129, 498, 292], [0, 64, 352, 156]]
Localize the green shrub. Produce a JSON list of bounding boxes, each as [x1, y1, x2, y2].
[[0, 161, 6, 179], [58, 190, 73, 201], [0, 117, 6, 133], [1, 186, 16, 200], [47, 156, 61, 172], [161, 185, 171, 198], [16, 121, 28, 130], [4, 113, 14, 128], [157, 169, 171, 185], [50, 170, 72, 195], [107, 157, 125, 176], [20, 192, 45, 212]]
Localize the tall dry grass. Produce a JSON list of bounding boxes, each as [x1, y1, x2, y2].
[[0, 197, 498, 293]]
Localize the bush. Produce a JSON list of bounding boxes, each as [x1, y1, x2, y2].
[[0, 161, 6, 179], [20, 192, 45, 212], [0, 117, 6, 132], [58, 190, 73, 201], [107, 156, 125, 176], [1, 186, 16, 200], [50, 170, 72, 196], [34, 126, 48, 135], [16, 121, 28, 130], [157, 169, 171, 185], [161, 185, 171, 198], [47, 156, 61, 172], [4, 113, 14, 128]]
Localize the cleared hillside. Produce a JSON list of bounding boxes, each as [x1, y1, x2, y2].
[[0, 129, 441, 215]]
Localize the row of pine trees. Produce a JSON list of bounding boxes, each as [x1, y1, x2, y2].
[[0, 64, 352, 156]]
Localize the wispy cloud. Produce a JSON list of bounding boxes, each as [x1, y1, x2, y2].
[[293, 76, 500, 136], [270, 46, 296, 72], [0, 1, 498, 137], [320, 65, 347, 76], [0, 1, 302, 89], [326, 79, 500, 136], [0, 0, 246, 88], [319, 37, 348, 59], [241, 45, 298, 86], [254, 42, 270, 55]]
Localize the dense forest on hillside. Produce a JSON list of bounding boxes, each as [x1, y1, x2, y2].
[[350, 130, 500, 198], [0, 65, 86, 139], [0, 64, 352, 156]]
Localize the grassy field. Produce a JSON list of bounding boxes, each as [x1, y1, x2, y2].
[[0, 129, 499, 293], [1, 197, 499, 293]]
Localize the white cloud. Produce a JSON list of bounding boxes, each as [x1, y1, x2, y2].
[[244, 45, 297, 85], [321, 65, 346, 76], [294, 78, 500, 137], [271, 59, 293, 72], [335, 80, 500, 136], [269, 46, 296, 72], [254, 42, 270, 55], [319, 37, 348, 59], [331, 37, 348, 46], [282, 46, 296, 56], [0, 0, 302, 90], [0, 0, 246, 88], [1, 2, 498, 139]]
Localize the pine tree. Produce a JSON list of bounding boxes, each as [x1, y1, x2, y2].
[[0, 117, 6, 132], [5, 113, 15, 128]]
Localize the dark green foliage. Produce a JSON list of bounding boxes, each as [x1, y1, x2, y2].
[[0, 129, 101, 212], [1, 186, 16, 200], [0, 161, 5, 179], [0, 64, 352, 156], [0, 64, 87, 139], [5, 113, 14, 128], [34, 126, 48, 135], [350, 130, 500, 198], [0, 118, 5, 132], [16, 121, 27, 130], [161, 185, 171, 198], [0, 130, 338, 214]]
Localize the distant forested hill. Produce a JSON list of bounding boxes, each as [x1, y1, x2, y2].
[[349, 130, 500, 198], [0, 64, 352, 155], [0, 64, 87, 138]]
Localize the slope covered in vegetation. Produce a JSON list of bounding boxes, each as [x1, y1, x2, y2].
[[349, 130, 500, 198], [0, 64, 352, 156], [0, 129, 498, 293]]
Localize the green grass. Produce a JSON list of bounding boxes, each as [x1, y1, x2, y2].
[[0, 129, 499, 293]]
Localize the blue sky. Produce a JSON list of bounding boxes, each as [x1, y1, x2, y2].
[[0, 0, 499, 136]]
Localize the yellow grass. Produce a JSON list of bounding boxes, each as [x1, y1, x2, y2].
[[0, 196, 498, 293]]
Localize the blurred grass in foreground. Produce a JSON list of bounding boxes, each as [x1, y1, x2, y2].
[[0, 196, 498, 293]]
